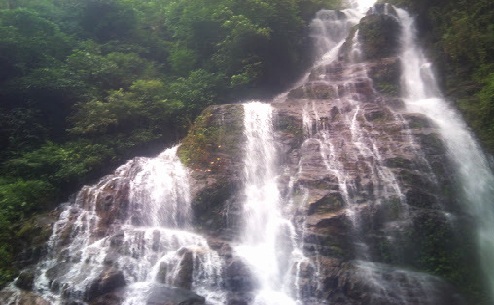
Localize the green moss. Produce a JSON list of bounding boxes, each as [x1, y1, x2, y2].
[[405, 212, 487, 304], [192, 181, 239, 234], [338, 25, 359, 62], [367, 57, 401, 97], [178, 105, 245, 174], [308, 193, 345, 215], [16, 214, 54, 247], [358, 14, 401, 60], [275, 115, 304, 146], [376, 83, 399, 95]]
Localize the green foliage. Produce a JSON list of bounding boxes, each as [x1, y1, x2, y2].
[[3, 141, 113, 187], [0, 108, 48, 156], [0, 179, 55, 218], [66, 48, 155, 91], [0, 178, 55, 287], [79, 0, 137, 42], [70, 79, 184, 136], [460, 72, 494, 151], [168, 44, 198, 76], [0, 8, 71, 81], [168, 69, 223, 115]]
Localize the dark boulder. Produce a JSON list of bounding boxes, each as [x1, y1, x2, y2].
[[224, 257, 258, 293], [146, 285, 205, 305], [85, 268, 126, 302], [358, 14, 401, 60]]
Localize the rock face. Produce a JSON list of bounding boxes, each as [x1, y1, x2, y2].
[[266, 44, 470, 305], [0, 4, 483, 305], [175, 5, 477, 305], [177, 104, 245, 238], [88, 286, 206, 305]]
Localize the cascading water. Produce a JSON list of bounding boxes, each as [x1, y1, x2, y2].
[[397, 8, 494, 301], [4, 146, 226, 304], [272, 0, 483, 303], [235, 102, 302, 305], [305, 0, 409, 261]]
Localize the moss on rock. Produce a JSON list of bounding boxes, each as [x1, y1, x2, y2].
[[367, 58, 402, 96], [178, 104, 244, 173], [358, 14, 401, 60]]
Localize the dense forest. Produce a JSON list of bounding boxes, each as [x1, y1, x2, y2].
[[0, 0, 493, 291]]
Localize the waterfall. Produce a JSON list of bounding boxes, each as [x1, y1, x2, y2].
[[397, 8, 494, 301], [235, 102, 302, 305], [6, 146, 226, 305]]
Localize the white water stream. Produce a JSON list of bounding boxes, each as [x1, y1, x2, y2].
[[397, 8, 494, 300], [235, 102, 302, 305], [10, 147, 226, 305]]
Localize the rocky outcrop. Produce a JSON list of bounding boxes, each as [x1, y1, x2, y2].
[[85, 268, 126, 302], [178, 104, 245, 238], [0, 288, 50, 305], [88, 286, 206, 305], [146, 286, 205, 305], [14, 212, 58, 269], [175, 5, 473, 304]]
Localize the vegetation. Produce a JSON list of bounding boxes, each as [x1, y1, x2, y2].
[[0, 0, 341, 287]]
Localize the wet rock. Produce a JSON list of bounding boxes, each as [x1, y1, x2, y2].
[[288, 82, 338, 99], [178, 104, 245, 238], [46, 262, 72, 284], [358, 14, 401, 60], [85, 268, 126, 302], [405, 189, 438, 209], [404, 113, 434, 129], [89, 286, 205, 305], [366, 57, 401, 96], [0, 288, 50, 305], [15, 269, 35, 290], [327, 261, 466, 305], [226, 296, 250, 305], [89, 288, 124, 305], [191, 180, 242, 238], [93, 178, 130, 238], [224, 257, 258, 293], [146, 285, 205, 305], [178, 104, 244, 174], [383, 97, 405, 109], [308, 192, 345, 215], [416, 133, 446, 155], [383, 157, 415, 169], [157, 247, 194, 290]]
